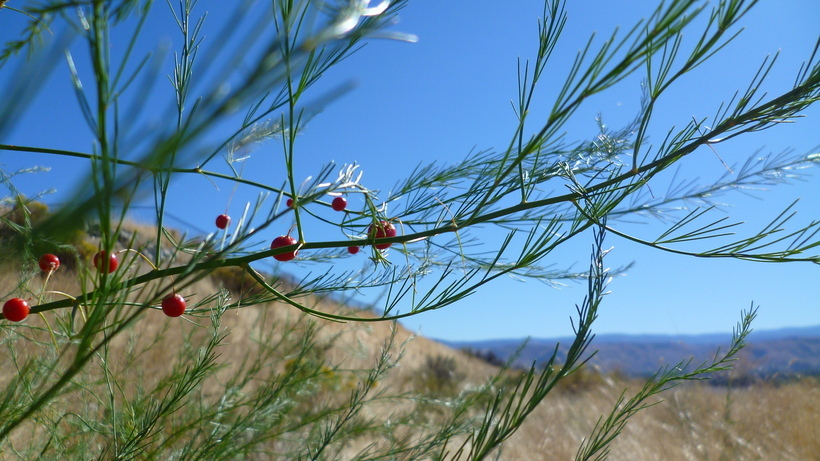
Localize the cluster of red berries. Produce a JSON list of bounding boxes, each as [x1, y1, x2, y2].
[[268, 220, 397, 262], [221, 195, 398, 262], [4, 203, 400, 322], [91, 251, 187, 317], [2, 254, 63, 321], [92, 250, 187, 317], [2, 251, 189, 323], [284, 196, 347, 212]]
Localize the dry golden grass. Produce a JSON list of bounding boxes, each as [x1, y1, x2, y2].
[[499, 375, 819, 460]]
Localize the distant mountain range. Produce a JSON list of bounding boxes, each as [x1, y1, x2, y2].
[[438, 325, 820, 379]]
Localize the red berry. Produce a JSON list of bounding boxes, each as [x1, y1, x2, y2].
[[331, 196, 347, 212], [347, 246, 359, 255], [93, 251, 119, 273], [368, 221, 397, 250], [3, 298, 30, 322], [39, 254, 60, 272], [271, 235, 298, 261], [286, 198, 294, 208], [215, 214, 231, 229], [161, 293, 187, 317]]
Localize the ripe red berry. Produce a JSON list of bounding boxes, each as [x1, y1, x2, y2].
[[161, 293, 187, 317], [3, 298, 30, 322], [215, 214, 231, 229], [331, 196, 347, 212], [347, 246, 359, 255], [286, 198, 294, 208], [368, 220, 397, 250], [93, 251, 119, 273], [271, 235, 298, 261], [39, 254, 60, 272]]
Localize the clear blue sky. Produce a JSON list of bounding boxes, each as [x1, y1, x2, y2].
[[1, 0, 818, 341]]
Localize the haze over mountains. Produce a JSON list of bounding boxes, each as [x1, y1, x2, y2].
[[439, 325, 820, 379]]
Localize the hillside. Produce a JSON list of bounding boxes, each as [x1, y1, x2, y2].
[[0, 219, 817, 459]]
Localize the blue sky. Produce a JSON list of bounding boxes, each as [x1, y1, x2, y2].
[[1, 0, 818, 341]]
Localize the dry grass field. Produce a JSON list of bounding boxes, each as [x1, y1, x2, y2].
[[0, 221, 817, 459], [502, 373, 819, 460]]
